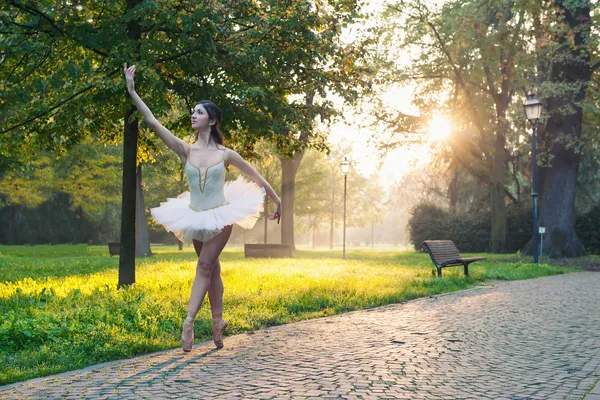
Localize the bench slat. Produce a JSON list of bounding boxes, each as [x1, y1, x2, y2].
[[422, 240, 486, 278]]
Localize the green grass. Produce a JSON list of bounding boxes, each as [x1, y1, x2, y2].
[[0, 244, 581, 385]]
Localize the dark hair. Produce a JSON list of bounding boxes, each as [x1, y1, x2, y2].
[[195, 100, 225, 146]]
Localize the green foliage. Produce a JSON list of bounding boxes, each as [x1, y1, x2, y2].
[[0, 244, 573, 384], [294, 149, 331, 233], [378, 0, 599, 257], [0, 141, 122, 244], [0, 192, 111, 245], [408, 202, 534, 253], [0, 0, 371, 159]]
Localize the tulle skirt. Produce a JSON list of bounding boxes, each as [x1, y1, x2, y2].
[[150, 176, 265, 243]]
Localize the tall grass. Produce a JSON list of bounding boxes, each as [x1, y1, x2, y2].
[[0, 245, 574, 385]]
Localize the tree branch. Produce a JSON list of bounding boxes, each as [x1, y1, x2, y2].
[[6, 0, 65, 35], [504, 187, 518, 204], [156, 46, 203, 64], [4, 47, 53, 88], [425, 19, 490, 161], [4, 52, 29, 82], [0, 68, 120, 135], [483, 65, 500, 105], [5, 1, 109, 58]]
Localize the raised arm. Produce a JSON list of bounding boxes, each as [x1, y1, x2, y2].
[[225, 149, 282, 223], [124, 63, 188, 162]]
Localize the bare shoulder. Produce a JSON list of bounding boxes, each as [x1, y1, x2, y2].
[[221, 146, 243, 162]]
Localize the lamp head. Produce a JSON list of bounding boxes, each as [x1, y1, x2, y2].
[[340, 156, 351, 175], [524, 92, 542, 122]]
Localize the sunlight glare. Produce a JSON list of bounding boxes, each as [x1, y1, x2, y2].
[[428, 116, 452, 142]]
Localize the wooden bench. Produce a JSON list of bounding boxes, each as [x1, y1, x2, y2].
[[108, 242, 120, 256], [423, 240, 486, 277], [244, 244, 293, 258]]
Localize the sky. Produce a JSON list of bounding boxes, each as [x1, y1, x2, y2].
[[325, 0, 450, 194], [326, 1, 420, 192]]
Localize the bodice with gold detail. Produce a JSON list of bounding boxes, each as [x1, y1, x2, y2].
[[184, 149, 226, 211]]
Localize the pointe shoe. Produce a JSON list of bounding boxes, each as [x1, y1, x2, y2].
[[182, 318, 194, 352], [212, 319, 228, 349]]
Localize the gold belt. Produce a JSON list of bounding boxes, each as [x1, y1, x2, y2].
[[188, 202, 229, 212]]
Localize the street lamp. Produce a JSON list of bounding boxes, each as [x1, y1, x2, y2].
[[524, 92, 542, 264], [307, 205, 312, 248], [341, 156, 351, 259]]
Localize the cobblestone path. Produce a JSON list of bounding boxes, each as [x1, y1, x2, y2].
[[2, 272, 599, 399]]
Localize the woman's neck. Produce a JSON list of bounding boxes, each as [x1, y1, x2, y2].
[[195, 130, 215, 149]]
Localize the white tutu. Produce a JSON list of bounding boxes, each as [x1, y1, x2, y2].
[[150, 176, 265, 242]]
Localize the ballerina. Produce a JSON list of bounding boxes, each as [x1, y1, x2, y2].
[[124, 63, 281, 351]]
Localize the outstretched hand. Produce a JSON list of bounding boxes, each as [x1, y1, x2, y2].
[[269, 202, 281, 224], [123, 63, 136, 92]]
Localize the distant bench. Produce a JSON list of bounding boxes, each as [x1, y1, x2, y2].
[[108, 242, 120, 256], [244, 244, 293, 258], [108, 242, 161, 256], [423, 240, 486, 277]]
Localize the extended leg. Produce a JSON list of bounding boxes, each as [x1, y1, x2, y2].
[[193, 239, 224, 321], [186, 226, 232, 320], [182, 227, 232, 351], [208, 259, 224, 320]]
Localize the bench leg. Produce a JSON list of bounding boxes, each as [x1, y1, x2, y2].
[[437, 267, 442, 278], [464, 263, 469, 276]]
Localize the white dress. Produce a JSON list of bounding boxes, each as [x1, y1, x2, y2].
[[150, 149, 265, 242]]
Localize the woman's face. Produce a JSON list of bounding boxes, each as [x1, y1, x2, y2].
[[191, 104, 212, 130]]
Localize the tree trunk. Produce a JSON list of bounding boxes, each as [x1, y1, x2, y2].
[[118, 106, 138, 287], [329, 210, 334, 249], [329, 165, 336, 249], [448, 169, 459, 214], [118, 0, 142, 287], [8, 206, 16, 245], [490, 134, 508, 253], [535, 0, 590, 258], [135, 164, 152, 257], [279, 152, 304, 250]]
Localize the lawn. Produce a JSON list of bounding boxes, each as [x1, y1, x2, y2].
[[0, 244, 581, 385]]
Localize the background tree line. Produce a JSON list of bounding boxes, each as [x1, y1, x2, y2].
[[0, 0, 374, 285], [0, 140, 387, 247], [375, 0, 599, 257]]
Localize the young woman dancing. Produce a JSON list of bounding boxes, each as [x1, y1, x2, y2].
[[124, 63, 281, 352]]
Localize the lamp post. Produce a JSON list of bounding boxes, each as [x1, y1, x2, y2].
[[341, 157, 351, 259], [524, 93, 542, 264], [307, 205, 312, 248]]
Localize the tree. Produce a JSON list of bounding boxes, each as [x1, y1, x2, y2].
[[318, 146, 386, 248], [0, 140, 122, 244], [378, 0, 599, 256], [294, 149, 330, 246], [534, 0, 597, 257], [249, 140, 282, 244], [380, 0, 536, 252], [1, 0, 371, 284]]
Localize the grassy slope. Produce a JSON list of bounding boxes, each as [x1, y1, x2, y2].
[[0, 244, 582, 385]]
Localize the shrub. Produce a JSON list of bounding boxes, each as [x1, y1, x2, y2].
[[407, 203, 454, 251], [408, 203, 534, 253], [576, 204, 600, 254]]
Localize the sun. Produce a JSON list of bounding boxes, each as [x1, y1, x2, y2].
[[427, 116, 452, 142]]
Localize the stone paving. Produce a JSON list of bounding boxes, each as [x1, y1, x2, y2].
[[2, 272, 599, 400]]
